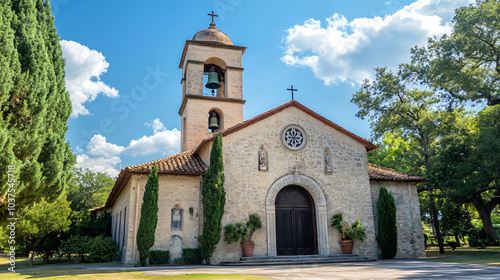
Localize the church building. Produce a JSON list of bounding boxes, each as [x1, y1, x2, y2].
[[95, 18, 426, 265]]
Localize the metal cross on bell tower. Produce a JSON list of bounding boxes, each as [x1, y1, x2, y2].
[[287, 85, 298, 100], [208, 11, 218, 23]]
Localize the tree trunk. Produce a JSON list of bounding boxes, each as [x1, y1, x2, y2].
[[454, 234, 461, 247], [472, 197, 499, 243], [421, 135, 445, 254]]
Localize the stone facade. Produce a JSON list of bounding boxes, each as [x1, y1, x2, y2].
[[102, 22, 425, 266], [198, 106, 378, 263], [109, 174, 202, 265], [370, 181, 426, 258], [180, 97, 244, 151], [107, 105, 426, 265]]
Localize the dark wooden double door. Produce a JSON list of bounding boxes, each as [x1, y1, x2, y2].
[[276, 185, 317, 255]]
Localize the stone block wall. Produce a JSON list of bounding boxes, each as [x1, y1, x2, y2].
[[181, 98, 243, 151], [112, 173, 202, 265], [110, 176, 134, 264], [199, 106, 378, 263], [370, 181, 426, 258]]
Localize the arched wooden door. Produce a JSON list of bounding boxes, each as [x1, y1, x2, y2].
[[275, 185, 317, 255]]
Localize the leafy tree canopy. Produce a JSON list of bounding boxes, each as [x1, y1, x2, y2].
[[368, 132, 424, 176], [409, 0, 500, 106], [16, 193, 72, 265], [67, 168, 115, 212], [0, 0, 75, 218], [430, 106, 500, 241]]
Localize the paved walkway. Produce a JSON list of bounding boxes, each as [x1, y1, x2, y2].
[[8, 260, 500, 279], [139, 261, 500, 279]]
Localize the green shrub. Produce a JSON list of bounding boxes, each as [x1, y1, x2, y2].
[[377, 186, 397, 259], [199, 133, 226, 264], [59, 235, 91, 262], [469, 238, 480, 247], [88, 235, 118, 263], [331, 213, 366, 242], [182, 248, 203, 264], [137, 165, 160, 266], [149, 250, 170, 264]]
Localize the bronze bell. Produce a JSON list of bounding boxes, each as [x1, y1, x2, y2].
[[208, 113, 219, 130], [205, 69, 221, 95]]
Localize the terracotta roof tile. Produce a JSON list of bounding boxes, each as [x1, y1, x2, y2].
[[368, 163, 426, 182], [125, 150, 207, 174], [99, 150, 207, 210], [195, 100, 377, 153]]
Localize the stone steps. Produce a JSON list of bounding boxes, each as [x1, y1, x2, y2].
[[221, 254, 377, 266]]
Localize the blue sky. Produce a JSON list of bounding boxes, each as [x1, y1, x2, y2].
[[52, 0, 473, 177]]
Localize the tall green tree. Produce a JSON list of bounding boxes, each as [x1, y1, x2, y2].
[[67, 168, 115, 212], [16, 193, 72, 266], [0, 0, 75, 217], [352, 66, 446, 253], [377, 186, 397, 259], [368, 132, 423, 175], [431, 106, 500, 242], [439, 201, 474, 246], [136, 164, 159, 266], [199, 133, 226, 264], [410, 0, 500, 106]]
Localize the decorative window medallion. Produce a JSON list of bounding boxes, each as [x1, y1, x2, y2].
[[281, 125, 307, 150]]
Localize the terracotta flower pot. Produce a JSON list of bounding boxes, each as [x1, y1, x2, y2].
[[339, 240, 354, 254], [240, 241, 255, 257]]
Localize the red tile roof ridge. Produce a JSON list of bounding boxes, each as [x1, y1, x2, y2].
[[368, 163, 426, 182], [125, 150, 195, 172], [98, 150, 207, 210]]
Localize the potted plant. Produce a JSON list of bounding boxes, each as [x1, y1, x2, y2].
[[331, 213, 366, 254], [223, 214, 262, 257]]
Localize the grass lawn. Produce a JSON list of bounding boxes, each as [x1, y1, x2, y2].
[[0, 254, 268, 279], [423, 246, 500, 266], [0, 253, 119, 271], [0, 269, 268, 280]]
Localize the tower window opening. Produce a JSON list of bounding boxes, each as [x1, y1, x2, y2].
[[208, 110, 221, 133], [203, 64, 225, 97]]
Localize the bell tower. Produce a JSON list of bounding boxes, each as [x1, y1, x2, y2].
[[178, 14, 246, 151]]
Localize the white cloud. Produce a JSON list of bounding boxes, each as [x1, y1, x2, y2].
[[76, 154, 122, 178], [145, 118, 167, 134], [60, 40, 119, 117], [86, 134, 125, 158], [125, 128, 181, 157], [76, 119, 180, 177], [281, 0, 473, 85]]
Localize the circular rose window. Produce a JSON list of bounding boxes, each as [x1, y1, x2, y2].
[[281, 125, 307, 150]]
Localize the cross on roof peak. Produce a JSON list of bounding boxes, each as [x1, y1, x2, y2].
[[208, 11, 218, 24], [287, 85, 298, 101]]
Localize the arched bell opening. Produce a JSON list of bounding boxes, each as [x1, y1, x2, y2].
[[203, 57, 227, 97], [208, 109, 223, 133]]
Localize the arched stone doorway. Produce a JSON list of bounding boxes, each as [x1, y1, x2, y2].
[[275, 185, 316, 255], [266, 174, 329, 256]]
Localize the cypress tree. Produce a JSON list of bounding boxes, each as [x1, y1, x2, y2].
[[377, 185, 398, 259], [199, 133, 225, 264], [136, 164, 159, 266], [0, 0, 75, 217]]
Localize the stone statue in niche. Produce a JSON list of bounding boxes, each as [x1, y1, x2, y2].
[[324, 148, 332, 173], [258, 146, 268, 171], [171, 208, 183, 231]]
